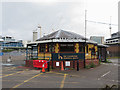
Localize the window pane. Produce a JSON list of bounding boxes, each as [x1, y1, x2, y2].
[[40, 44, 45, 52], [48, 44, 54, 52], [79, 45, 84, 52]]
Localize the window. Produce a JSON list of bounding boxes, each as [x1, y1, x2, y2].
[[48, 44, 54, 52], [40, 44, 45, 52], [91, 48, 95, 55], [56, 62, 59, 66], [65, 61, 70, 66], [60, 43, 74, 52], [116, 40, 118, 42], [79, 45, 84, 52]]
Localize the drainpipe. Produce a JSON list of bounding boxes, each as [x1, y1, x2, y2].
[[84, 43, 86, 68]]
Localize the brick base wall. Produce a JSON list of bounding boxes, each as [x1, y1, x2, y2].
[[86, 59, 99, 66], [25, 60, 34, 68], [49, 60, 85, 70], [25, 59, 99, 70]]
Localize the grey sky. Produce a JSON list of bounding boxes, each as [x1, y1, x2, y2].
[[1, 0, 118, 41]]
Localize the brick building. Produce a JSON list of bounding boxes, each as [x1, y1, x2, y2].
[[25, 30, 107, 71], [105, 31, 120, 57]]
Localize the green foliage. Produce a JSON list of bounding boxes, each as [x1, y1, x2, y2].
[[105, 59, 112, 63], [32, 58, 38, 60], [90, 62, 96, 68], [99, 61, 101, 64], [85, 62, 96, 69], [107, 56, 120, 59], [21, 64, 25, 66], [85, 65, 90, 69], [2, 49, 14, 52]]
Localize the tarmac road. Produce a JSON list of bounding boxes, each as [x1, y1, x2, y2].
[[1, 59, 119, 89]]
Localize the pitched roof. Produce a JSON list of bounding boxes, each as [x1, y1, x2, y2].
[[37, 29, 87, 41]]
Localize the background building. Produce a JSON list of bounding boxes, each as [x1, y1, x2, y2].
[[105, 31, 120, 57], [105, 31, 120, 44], [0, 36, 24, 49], [90, 36, 104, 44], [22, 40, 31, 47], [2, 36, 15, 42]]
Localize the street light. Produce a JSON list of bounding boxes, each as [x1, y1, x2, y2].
[[84, 10, 87, 68]]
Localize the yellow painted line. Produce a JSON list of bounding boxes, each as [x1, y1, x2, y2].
[[10, 67, 17, 70], [0, 69, 29, 78], [0, 71, 25, 78], [2, 67, 17, 71], [12, 73, 43, 88], [48, 71, 68, 75], [60, 74, 67, 88], [2, 79, 78, 84]]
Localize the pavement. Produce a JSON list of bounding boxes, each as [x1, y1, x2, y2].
[[1, 59, 119, 89]]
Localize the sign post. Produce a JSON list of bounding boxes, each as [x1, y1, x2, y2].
[[77, 60, 79, 71]]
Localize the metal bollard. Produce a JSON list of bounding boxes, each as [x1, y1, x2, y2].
[[7, 56, 11, 63]]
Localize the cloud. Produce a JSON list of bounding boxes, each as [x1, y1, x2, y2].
[[1, 0, 118, 41]]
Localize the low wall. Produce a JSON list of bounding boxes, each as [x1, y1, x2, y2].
[[25, 60, 34, 68], [49, 59, 99, 70], [25, 59, 99, 70]]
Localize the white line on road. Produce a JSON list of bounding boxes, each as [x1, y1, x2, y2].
[[101, 71, 111, 78]]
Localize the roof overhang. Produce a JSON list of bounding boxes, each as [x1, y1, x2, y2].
[[27, 39, 97, 46], [98, 44, 109, 48]]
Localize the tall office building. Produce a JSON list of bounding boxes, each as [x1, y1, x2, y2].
[[90, 36, 104, 44]]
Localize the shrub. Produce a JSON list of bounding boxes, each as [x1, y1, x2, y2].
[[90, 62, 96, 68], [85, 65, 90, 69], [105, 59, 112, 63]]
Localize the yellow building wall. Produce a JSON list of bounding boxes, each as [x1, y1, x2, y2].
[[37, 43, 98, 60], [55, 43, 59, 53], [85, 44, 98, 59], [75, 43, 79, 53]]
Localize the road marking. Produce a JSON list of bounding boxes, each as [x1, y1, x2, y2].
[[98, 71, 111, 81], [101, 71, 111, 78], [2, 79, 79, 84], [48, 71, 68, 75], [9, 67, 17, 70], [12, 73, 43, 88], [3, 67, 17, 71], [60, 74, 67, 88], [0, 69, 29, 78], [0, 71, 25, 78], [3, 67, 17, 72]]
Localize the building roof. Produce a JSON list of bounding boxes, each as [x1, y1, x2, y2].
[[37, 30, 87, 41], [28, 30, 98, 45]]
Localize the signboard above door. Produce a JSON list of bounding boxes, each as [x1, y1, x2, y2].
[[52, 53, 84, 61]]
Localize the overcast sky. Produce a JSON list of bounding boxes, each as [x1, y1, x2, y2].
[[0, 0, 119, 41]]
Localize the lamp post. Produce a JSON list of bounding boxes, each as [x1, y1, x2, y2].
[[84, 10, 87, 68]]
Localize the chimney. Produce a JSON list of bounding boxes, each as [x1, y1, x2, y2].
[[33, 30, 38, 41], [38, 24, 42, 38]]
